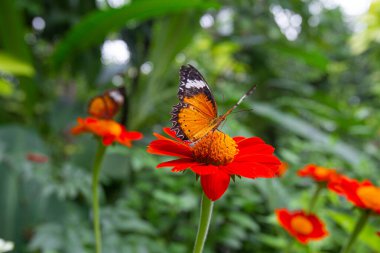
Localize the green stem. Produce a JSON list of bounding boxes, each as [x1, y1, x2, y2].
[[340, 209, 371, 253], [284, 237, 294, 253], [192, 193, 214, 253], [308, 183, 324, 213], [92, 142, 107, 253]]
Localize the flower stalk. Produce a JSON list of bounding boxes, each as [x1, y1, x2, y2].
[[308, 183, 324, 213], [193, 193, 214, 253], [340, 209, 371, 253], [92, 141, 107, 253]]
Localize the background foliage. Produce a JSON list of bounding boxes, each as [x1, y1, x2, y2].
[[0, 0, 379, 252]]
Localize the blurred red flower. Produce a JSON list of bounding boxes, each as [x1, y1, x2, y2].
[[147, 128, 281, 201], [298, 164, 338, 182], [331, 176, 380, 214], [327, 174, 352, 195], [276, 208, 328, 244], [71, 117, 143, 146]]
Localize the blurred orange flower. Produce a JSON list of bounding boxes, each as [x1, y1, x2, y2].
[[277, 161, 288, 176], [147, 128, 281, 201], [71, 117, 143, 146], [298, 164, 337, 182], [276, 208, 328, 244]]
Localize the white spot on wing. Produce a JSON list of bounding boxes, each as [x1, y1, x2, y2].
[[109, 91, 124, 104], [184, 80, 206, 89]]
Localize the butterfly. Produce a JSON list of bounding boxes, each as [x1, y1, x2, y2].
[[171, 64, 256, 142], [88, 87, 125, 119]]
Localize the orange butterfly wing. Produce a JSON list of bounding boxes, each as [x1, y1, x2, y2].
[[171, 65, 218, 142], [88, 88, 125, 119], [171, 65, 257, 142]]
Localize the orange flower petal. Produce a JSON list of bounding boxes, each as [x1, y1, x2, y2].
[[357, 185, 380, 212], [298, 164, 337, 182], [71, 117, 142, 147]]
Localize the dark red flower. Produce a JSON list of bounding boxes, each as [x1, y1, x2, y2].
[[147, 128, 281, 201], [71, 117, 143, 146], [276, 209, 328, 244], [298, 164, 338, 182]]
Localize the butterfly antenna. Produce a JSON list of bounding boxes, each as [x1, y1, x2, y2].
[[230, 108, 255, 115], [223, 84, 256, 118]]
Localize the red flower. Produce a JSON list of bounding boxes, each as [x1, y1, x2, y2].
[[276, 209, 328, 244], [298, 164, 337, 182], [327, 174, 350, 195], [71, 117, 143, 146], [331, 177, 380, 214], [147, 128, 281, 201]]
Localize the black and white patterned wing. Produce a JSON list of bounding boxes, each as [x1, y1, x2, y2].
[[170, 65, 218, 141]]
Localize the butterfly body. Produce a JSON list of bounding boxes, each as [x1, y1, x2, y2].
[[171, 65, 255, 142], [88, 87, 125, 119]]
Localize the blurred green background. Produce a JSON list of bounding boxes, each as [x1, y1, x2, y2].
[[0, 0, 379, 252]]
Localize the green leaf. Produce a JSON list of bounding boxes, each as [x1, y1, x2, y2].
[[269, 42, 329, 71], [328, 210, 379, 252], [0, 52, 35, 76], [130, 12, 204, 129], [0, 78, 13, 96], [53, 0, 219, 68], [252, 102, 363, 166]]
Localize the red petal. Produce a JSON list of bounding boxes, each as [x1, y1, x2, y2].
[[237, 137, 265, 149], [307, 215, 329, 239], [102, 135, 115, 145], [201, 171, 230, 201], [235, 154, 280, 163], [240, 143, 275, 154], [225, 162, 279, 178], [163, 127, 187, 142], [225, 154, 281, 178], [147, 140, 192, 158], [190, 164, 219, 175], [157, 158, 196, 169], [233, 136, 245, 142], [276, 209, 292, 228], [153, 132, 170, 140], [121, 131, 143, 140]]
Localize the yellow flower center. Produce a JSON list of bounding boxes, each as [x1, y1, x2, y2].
[[314, 167, 329, 178], [357, 186, 380, 210], [192, 131, 238, 166], [290, 216, 313, 235], [104, 120, 122, 136]]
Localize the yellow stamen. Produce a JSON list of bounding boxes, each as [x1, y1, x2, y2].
[[193, 131, 238, 166], [357, 186, 380, 210], [291, 216, 313, 235]]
